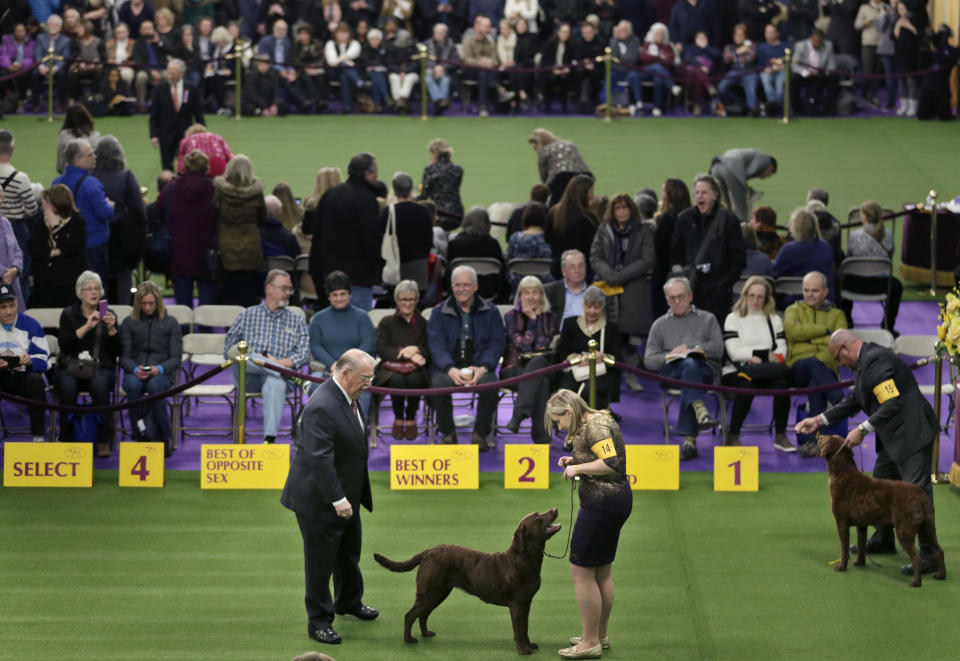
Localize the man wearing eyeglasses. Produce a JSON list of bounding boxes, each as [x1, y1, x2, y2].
[[796, 329, 939, 576], [224, 269, 309, 443]]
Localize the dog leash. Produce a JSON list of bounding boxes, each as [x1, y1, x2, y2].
[[544, 476, 578, 560]]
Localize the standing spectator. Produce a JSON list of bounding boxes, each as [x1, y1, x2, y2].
[[773, 207, 836, 301], [418, 138, 464, 230], [0, 186, 24, 313], [92, 136, 146, 305], [382, 172, 433, 292], [840, 200, 902, 335], [324, 22, 363, 113], [757, 23, 788, 114], [892, 1, 920, 117], [721, 275, 793, 450], [119, 280, 182, 456], [223, 269, 310, 443], [784, 270, 847, 455], [55, 270, 121, 457], [176, 124, 234, 177], [447, 206, 505, 301], [875, 1, 898, 110], [627, 22, 676, 117], [305, 153, 385, 313], [750, 206, 783, 260], [529, 128, 593, 208], [652, 178, 690, 319], [56, 105, 102, 175], [824, 0, 861, 60], [555, 285, 622, 410], [0, 286, 49, 442], [544, 248, 590, 326], [505, 0, 540, 33], [422, 23, 459, 114], [31, 14, 72, 112], [427, 264, 506, 450], [297, 166, 343, 301], [708, 148, 777, 222], [373, 280, 430, 440], [154, 149, 218, 308], [214, 154, 267, 307], [502, 276, 557, 443], [149, 59, 206, 172], [670, 0, 721, 48], [670, 173, 745, 322], [506, 202, 554, 293], [545, 175, 598, 280], [1, 23, 35, 107], [29, 186, 88, 308], [117, 0, 156, 39], [855, 0, 891, 105], [0, 131, 39, 302], [644, 276, 723, 460], [739, 0, 783, 42], [52, 139, 115, 286]]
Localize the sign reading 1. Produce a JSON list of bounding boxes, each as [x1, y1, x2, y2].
[[713, 446, 759, 492]]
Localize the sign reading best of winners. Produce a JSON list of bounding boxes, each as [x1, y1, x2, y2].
[[390, 445, 479, 489]]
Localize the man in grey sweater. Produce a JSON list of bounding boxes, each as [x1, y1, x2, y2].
[[644, 276, 724, 460], [709, 148, 777, 221]]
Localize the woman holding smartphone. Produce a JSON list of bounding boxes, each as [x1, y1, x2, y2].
[[54, 270, 121, 457]]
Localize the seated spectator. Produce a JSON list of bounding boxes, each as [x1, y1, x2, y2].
[[223, 269, 309, 443], [214, 154, 267, 307], [805, 188, 844, 267], [258, 19, 310, 113], [502, 276, 557, 443], [29, 185, 88, 308], [447, 206, 505, 300], [260, 195, 301, 259], [544, 248, 589, 327], [644, 276, 723, 460], [119, 281, 182, 457], [505, 17, 537, 111], [574, 19, 606, 113], [67, 20, 105, 103], [176, 124, 234, 177], [207, 26, 236, 113], [840, 200, 902, 335], [0, 286, 50, 442], [131, 20, 169, 111], [750, 205, 782, 260], [545, 174, 598, 279], [718, 22, 760, 116], [784, 270, 846, 456], [506, 183, 551, 239], [419, 138, 464, 229], [427, 264, 506, 450], [360, 28, 391, 111], [99, 67, 137, 116], [244, 54, 286, 116], [56, 104, 101, 175], [627, 22, 676, 117], [423, 23, 458, 114], [324, 22, 363, 113], [386, 29, 419, 113], [757, 23, 788, 114], [506, 202, 554, 293], [556, 284, 622, 411], [373, 280, 430, 440], [55, 270, 121, 457], [462, 14, 505, 117], [0, 23, 35, 107], [773, 207, 835, 301], [741, 223, 774, 277], [292, 23, 328, 113], [791, 28, 838, 115], [383, 172, 433, 292], [537, 22, 576, 113], [31, 14, 71, 112], [105, 23, 135, 89], [721, 275, 792, 451], [681, 29, 721, 116]]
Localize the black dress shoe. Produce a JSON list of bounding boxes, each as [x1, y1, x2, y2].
[[850, 539, 897, 555], [309, 627, 342, 644], [900, 558, 939, 576], [506, 412, 526, 433], [337, 604, 379, 620]]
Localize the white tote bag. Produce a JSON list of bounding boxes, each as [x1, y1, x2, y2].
[[381, 203, 401, 286]]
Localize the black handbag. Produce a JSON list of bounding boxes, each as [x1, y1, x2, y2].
[[62, 324, 102, 381], [108, 171, 147, 269], [202, 246, 224, 282], [144, 181, 174, 274]]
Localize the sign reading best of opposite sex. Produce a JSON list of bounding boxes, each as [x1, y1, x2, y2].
[[504, 444, 550, 488], [201, 443, 290, 489], [390, 444, 479, 489], [3, 442, 93, 487]]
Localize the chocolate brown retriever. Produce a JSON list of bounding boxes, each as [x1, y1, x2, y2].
[[373, 508, 561, 655], [818, 434, 946, 587]]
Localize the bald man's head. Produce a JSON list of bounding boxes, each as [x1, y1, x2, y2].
[[829, 329, 861, 368]]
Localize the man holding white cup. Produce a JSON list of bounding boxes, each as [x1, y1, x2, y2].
[[427, 265, 506, 450]]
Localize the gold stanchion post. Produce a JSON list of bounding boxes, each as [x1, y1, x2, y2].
[[235, 340, 248, 443], [43, 43, 64, 122], [587, 339, 598, 408], [228, 40, 246, 120], [928, 190, 938, 296], [781, 48, 791, 124], [602, 47, 612, 123], [417, 44, 429, 120]]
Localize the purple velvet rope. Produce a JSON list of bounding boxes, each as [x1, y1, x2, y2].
[[0, 362, 230, 413]]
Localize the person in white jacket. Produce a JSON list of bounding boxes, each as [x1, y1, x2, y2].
[[721, 275, 793, 451], [324, 23, 363, 112]]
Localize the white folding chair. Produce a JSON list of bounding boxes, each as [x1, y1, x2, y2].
[[193, 305, 244, 330], [894, 335, 955, 431]]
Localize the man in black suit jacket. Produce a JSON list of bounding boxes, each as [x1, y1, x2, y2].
[[796, 330, 940, 574], [149, 59, 205, 171], [281, 349, 378, 645]]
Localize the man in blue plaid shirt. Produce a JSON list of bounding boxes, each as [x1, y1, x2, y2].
[[224, 270, 310, 442]]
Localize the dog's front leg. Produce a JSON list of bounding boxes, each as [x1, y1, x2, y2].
[[853, 526, 867, 567], [835, 517, 850, 571], [509, 600, 535, 655]]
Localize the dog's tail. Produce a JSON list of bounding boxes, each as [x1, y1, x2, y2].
[[373, 551, 424, 572]]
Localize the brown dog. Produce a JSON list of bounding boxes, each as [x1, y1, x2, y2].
[[373, 509, 561, 655], [818, 434, 946, 587]]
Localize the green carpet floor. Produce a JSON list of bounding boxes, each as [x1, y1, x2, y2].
[[2, 470, 958, 660]]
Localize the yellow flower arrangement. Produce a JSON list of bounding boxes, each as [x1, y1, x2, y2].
[[936, 288, 960, 359]]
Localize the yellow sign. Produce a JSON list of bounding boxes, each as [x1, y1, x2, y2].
[[504, 444, 550, 489], [3, 442, 93, 487], [626, 445, 679, 490], [200, 444, 290, 489], [390, 444, 479, 489], [713, 446, 759, 492], [118, 442, 165, 487]]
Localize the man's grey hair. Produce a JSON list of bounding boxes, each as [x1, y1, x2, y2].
[[803, 270, 828, 288], [433, 23, 449, 35], [788, 207, 820, 242], [74, 270, 103, 299], [167, 58, 186, 72], [94, 135, 126, 172], [635, 194, 657, 220], [391, 171, 414, 199], [451, 264, 478, 285], [334, 348, 374, 375], [65, 139, 92, 166], [393, 279, 420, 303], [807, 187, 829, 206], [560, 249, 585, 268], [264, 194, 282, 217], [461, 206, 491, 236], [0, 130, 13, 156], [663, 276, 692, 296], [265, 268, 290, 287], [583, 285, 606, 307]]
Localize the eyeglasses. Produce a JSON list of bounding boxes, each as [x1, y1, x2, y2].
[[81, 286, 101, 293], [271, 285, 294, 292], [357, 373, 374, 383], [666, 294, 690, 302], [396, 297, 417, 304]]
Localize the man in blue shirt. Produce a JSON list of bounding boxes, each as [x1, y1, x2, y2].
[[0, 284, 50, 441], [544, 249, 589, 328]]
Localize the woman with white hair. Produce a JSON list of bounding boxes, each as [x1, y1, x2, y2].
[[626, 22, 677, 117], [54, 270, 121, 456], [555, 285, 622, 411], [214, 154, 266, 306], [772, 206, 835, 302], [501, 276, 557, 442]]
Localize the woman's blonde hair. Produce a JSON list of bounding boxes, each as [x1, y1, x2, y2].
[[543, 388, 604, 439], [513, 275, 551, 313], [529, 128, 560, 150], [132, 280, 167, 320], [860, 200, 885, 243], [304, 166, 343, 211], [184, 123, 208, 138], [428, 138, 453, 158], [788, 207, 820, 242], [224, 154, 256, 187], [273, 181, 303, 229], [732, 275, 775, 317]]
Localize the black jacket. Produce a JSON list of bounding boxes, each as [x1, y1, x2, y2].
[[58, 300, 122, 367], [824, 342, 938, 462], [119, 311, 183, 375], [148, 79, 205, 148]]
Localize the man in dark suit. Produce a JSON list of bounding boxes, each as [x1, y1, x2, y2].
[[796, 329, 940, 575], [544, 248, 589, 328], [149, 58, 205, 171], [281, 349, 378, 645]]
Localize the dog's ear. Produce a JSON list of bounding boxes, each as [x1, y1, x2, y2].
[[513, 513, 536, 548]]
